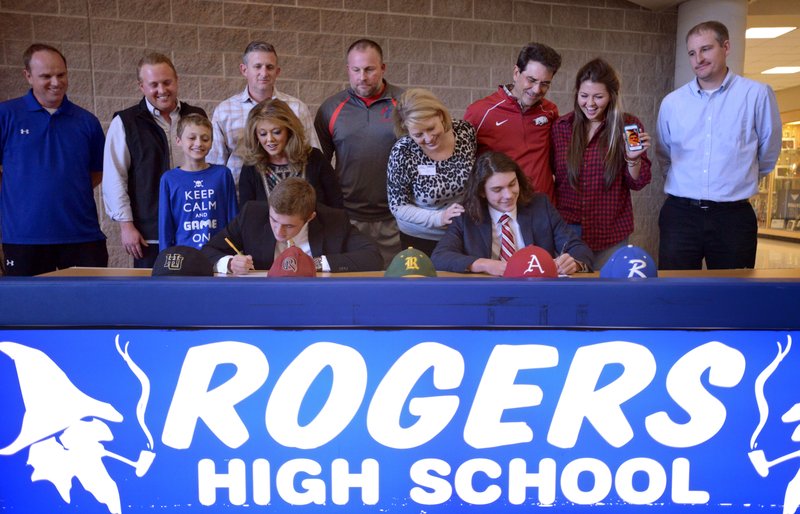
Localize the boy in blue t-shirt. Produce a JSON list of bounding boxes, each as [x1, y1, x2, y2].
[[158, 114, 238, 250]]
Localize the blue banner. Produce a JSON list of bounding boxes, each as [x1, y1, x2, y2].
[[1, 329, 798, 512]]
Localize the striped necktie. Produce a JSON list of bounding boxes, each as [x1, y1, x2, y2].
[[499, 214, 515, 261]]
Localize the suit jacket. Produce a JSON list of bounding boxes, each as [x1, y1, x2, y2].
[[203, 201, 383, 272], [431, 193, 594, 273]]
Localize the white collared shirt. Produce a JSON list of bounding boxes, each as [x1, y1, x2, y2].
[[488, 206, 525, 260], [275, 223, 312, 261]]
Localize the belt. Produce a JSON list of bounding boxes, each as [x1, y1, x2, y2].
[[668, 195, 750, 209]]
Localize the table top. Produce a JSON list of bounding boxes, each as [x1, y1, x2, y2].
[[36, 267, 488, 278], [36, 266, 800, 279]]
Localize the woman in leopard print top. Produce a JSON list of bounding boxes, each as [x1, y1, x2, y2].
[[387, 88, 477, 256]]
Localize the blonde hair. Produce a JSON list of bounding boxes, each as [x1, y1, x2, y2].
[[239, 98, 310, 173], [393, 88, 453, 137]]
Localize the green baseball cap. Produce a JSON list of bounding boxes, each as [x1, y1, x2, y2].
[[384, 247, 437, 278]]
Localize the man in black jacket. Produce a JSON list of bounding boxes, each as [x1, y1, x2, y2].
[[103, 53, 207, 267], [203, 178, 382, 274]]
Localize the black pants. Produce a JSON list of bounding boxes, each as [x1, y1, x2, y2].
[[399, 232, 439, 258], [134, 244, 160, 269], [658, 195, 757, 270], [3, 240, 108, 276]]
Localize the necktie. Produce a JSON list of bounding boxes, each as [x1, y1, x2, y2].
[[499, 214, 515, 261]]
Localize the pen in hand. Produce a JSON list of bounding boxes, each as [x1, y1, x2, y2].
[[555, 242, 571, 276], [225, 237, 242, 255], [224, 237, 254, 273]]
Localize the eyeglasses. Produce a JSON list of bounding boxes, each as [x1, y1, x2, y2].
[[524, 78, 551, 90]]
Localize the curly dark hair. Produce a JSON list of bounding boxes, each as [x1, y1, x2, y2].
[[464, 152, 533, 224]]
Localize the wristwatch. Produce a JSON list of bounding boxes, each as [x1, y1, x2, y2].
[[314, 256, 323, 272]]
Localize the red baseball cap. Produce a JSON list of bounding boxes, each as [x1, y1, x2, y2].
[[268, 246, 316, 277], [503, 245, 558, 278]]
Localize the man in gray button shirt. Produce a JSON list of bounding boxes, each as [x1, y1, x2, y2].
[[207, 41, 320, 189]]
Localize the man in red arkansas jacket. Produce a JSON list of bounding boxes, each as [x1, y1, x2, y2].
[[465, 43, 561, 202]]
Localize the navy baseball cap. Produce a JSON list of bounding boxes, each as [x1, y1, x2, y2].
[[600, 245, 658, 278], [152, 246, 213, 277]]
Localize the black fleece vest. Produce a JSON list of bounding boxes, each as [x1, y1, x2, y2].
[[114, 98, 206, 240]]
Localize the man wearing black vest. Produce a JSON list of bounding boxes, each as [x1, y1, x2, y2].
[[103, 53, 207, 268]]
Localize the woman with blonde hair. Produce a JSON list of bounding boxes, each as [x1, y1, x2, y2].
[[551, 58, 651, 267], [387, 88, 476, 256], [238, 98, 342, 208]]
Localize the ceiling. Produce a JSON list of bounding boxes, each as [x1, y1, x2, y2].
[[744, 13, 800, 91], [628, 0, 800, 92]]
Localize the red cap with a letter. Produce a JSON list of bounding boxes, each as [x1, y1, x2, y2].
[[268, 246, 316, 277], [503, 245, 558, 278]]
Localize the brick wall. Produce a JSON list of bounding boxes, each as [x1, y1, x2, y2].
[[0, 0, 676, 268]]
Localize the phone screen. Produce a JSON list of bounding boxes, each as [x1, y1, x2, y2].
[[624, 125, 642, 151]]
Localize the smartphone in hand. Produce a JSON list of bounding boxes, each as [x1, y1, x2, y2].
[[624, 124, 643, 152]]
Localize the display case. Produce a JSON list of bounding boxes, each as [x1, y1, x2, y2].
[[752, 125, 800, 236]]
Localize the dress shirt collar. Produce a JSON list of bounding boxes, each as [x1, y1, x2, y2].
[[488, 205, 518, 225], [144, 96, 182, 119], [237, 86, 254, 104], [276, 222, 312, 256], [241, 85, 287, 105], [690, 69, 733, 97], [242, 86, 290, 105], [502, 84, 524, 110], [502, 84, 540, 112]]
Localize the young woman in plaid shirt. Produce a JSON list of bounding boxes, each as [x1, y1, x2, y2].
[[551, 58, 652, 267]]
